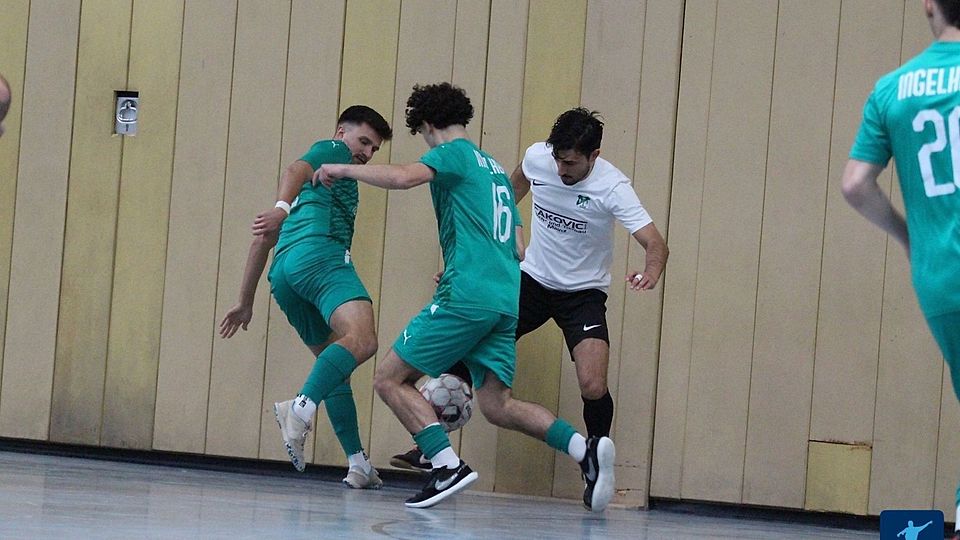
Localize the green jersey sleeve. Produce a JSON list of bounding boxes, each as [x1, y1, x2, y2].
[[850, 89, 892, 166], [420, 143, 467, 188]]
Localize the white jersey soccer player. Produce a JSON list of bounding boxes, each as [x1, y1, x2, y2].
[[520, 141, 653, 293], [511, 108, 668, 442]]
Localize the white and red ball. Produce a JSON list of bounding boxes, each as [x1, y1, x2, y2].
[[419, 373, 474, 432]]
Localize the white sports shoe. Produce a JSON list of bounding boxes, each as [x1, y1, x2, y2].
[[274, 400, 311, 472], [343, 465, 383, 489]]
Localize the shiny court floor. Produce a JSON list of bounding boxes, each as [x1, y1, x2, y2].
[[0, 450, 878, 539]]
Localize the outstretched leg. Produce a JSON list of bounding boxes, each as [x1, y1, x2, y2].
[[374, 349, 478, 508], [474, 375, 616, 512]]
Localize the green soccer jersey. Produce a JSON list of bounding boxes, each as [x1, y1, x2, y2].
[[420, 138, 522, 316], [850, 41, 960, 317], [275, 139, 358, 256]]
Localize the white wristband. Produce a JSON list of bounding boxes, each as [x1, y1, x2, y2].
[[275, 200, 291, 215]]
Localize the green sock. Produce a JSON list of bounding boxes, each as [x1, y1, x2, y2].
[[413, 423, 451, 460], [545, 418, 578, 454], [300, 343, 357, 404], [324, 381, 363, 456]]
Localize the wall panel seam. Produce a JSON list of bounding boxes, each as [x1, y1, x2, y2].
[[204, 0, 242, 454]]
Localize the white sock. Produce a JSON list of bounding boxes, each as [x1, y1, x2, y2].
[[431, 446, 460, 469], [568, 433, 587, 462], [347, 451, 371, 474], [955, 503, 959, 532], [292, 394, 316, 423]]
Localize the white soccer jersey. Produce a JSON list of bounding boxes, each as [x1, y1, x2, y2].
[[519, 142, 652, 293]]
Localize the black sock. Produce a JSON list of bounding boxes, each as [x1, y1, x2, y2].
[[582, 390, 614, 439]]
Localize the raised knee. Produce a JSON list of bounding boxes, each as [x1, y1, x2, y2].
[[478, 397, 507, 426], [342, 332, 378, 362], [579, 379, 607, 401]]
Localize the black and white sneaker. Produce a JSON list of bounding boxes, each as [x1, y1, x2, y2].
[[404, 460, 478, 508], [579, 436, 615, 512], [390, 446, 432, 472]]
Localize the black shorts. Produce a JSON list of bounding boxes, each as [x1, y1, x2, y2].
[[516, 271, 609, 356]]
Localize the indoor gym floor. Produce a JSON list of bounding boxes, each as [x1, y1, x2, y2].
[[0, 450, 881, 539]]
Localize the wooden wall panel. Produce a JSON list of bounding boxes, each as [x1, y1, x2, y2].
[[369, 0, 457, 469], [0, 0, 30, 390], [553, 0, 645, 503], [336, 0, 401, 465], [452, 0, 491, 144], [49, 0, 131, 445], [496, 0, 586, 498], [459, 0, 529, 492], [869, 2, 945, 515], [101, 0, 184, 450], [0, 0, 81, 440], [680, 0, 776, 503], [153, 0, 237, 454], [742, 0, 840, 508], [650, 0, 716, 499], [616, 0, 683, 507], [260, 0, 346, 467], [206, 0, 291, 458], [805, 441, 871, 515], [811, 0, 904, 445]]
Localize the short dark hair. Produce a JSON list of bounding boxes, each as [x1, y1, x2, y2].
[[546, 108, 603, 156], [404, 82, 473, 135], [338, 105, 392, 140], [934, 0, 960, 27]]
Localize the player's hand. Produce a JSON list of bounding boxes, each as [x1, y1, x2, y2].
[[252, 207, 287, 236], [219, 303, 253, 338], [312, 164, 343, 188], [626, 271, 657, 291], [433, 270, 444, 284]]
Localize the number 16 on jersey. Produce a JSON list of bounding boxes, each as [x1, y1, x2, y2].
[[492, 184, 513, 243]]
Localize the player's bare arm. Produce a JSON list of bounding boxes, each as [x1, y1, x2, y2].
[[253, 160, 314, 237], [626, 223, 668, 291], [219, 230, 278, 338], [841, 159, 909, 253], [510, 163, 530, 202], [315, 162, 435, 190]]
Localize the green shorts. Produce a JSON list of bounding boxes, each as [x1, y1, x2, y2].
[[268, 241, 371, 346], [392, 302, 516, 389]]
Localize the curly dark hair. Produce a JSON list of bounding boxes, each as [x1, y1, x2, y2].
[[404, 82, 474, 135], [338, 105, 393, 140], [546, 108, 604, 156]]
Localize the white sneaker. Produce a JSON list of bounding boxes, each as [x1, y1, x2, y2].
[[579, 436, 615, 512], [274, 400, 311, 472], [343, 465, 383, 489]]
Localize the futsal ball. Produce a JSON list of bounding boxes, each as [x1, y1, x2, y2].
[[419, 373, 474, 432]]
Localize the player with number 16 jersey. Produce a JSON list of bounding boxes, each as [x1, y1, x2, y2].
[[421, 138, 521, 317]]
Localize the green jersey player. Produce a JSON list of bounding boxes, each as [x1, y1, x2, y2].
[[317, 82, 617, 511], [843, 1, 960, 536], [219, 105, 391, 487]]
